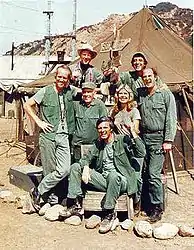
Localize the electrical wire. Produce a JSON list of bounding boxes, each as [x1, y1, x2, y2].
[[0, 25, 44, 35], [1, 1, 41, 13]]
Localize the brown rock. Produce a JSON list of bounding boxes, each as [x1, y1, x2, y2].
[[178, 225, 194, 237]]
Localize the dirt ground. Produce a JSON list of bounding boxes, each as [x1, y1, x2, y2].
[[0, 118, 194, 250]]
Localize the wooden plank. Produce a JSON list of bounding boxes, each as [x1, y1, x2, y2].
[[83, 191, 130, 212]]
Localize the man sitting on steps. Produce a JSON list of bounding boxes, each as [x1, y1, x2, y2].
[[60, 116, 146, 234]]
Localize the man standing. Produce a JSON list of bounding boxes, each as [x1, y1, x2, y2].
[[139, 68, 177, 223], [71, 43, 102, 88], [118, 52, 166, 99], [60, 116, 146, 234], [24, 65, 77, 211], [72, 82, 108, 162]]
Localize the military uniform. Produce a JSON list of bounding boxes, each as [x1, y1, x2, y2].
[[138, 87, 177, 206], [71, 62, 103, 88], [72, 98, 108, 161], [68, 135, 146, 210], [33, 84, 77, 198], [119, 71, 166, 99]]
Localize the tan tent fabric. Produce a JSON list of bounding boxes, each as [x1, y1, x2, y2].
[[92, 7, 193, 84], [23, 7, 193, 88]]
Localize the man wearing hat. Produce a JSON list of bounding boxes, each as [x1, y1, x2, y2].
[[118, 52, 167, 99], [72, 81, 108, 162], [71, 43, 103, 88]]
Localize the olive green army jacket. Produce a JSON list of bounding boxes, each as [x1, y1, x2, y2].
[[79, 134, 146, 195], [119, 71, 167, 99]]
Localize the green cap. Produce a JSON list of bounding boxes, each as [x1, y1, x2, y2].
[[82, 82, 97, 90]]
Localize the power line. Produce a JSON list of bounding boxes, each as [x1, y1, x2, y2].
[[0, 25, 44, 35], [1, 1, 41, 13]]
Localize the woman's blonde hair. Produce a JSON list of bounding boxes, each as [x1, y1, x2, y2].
[[111, 84, 137, 117]]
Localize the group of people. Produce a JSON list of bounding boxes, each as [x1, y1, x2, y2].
[[24, 44, 177, 234]]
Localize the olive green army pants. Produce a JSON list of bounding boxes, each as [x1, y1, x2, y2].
[[67, 163, 127, 210], [38, 133, 71, 196], [132, 157, 144, 204], [142, 133, 164, 205]]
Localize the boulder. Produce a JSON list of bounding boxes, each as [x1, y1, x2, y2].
[[134, 220, 153, 238], [178, 225, 194, 237], [44, 204, 64, 221], [153, 223, 179, 239], [65, 215, 82, 226], [39, 203, 51, 216], [85, 215, 101, 229], [120, 219, 134, 231]]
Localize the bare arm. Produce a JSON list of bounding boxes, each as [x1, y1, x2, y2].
[[23, 98, 53, 133]]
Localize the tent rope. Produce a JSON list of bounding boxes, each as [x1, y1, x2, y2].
[[173, 145, 193, 169], [177, 122, 194, 150]]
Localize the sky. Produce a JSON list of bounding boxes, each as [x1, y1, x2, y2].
[[0, 0, 193, 55]]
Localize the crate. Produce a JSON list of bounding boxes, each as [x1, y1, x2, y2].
[[8, 164, 42, 192], [83, 191, 134, 219]]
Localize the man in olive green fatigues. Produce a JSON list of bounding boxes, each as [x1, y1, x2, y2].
[[118, 52, 168, 99], [60, 116, 146, 234], [138, 68, 177, 223], [72, 82, 108, 162], [115, 52, 169, 215], [24, 65, 78, 210], [71, 44, 103, 88]]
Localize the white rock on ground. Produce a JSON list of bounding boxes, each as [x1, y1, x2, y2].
[[85, 215, 101, 229], [134, 220, 153, 238], [2, 194, 16, 203], [39, 203, 51, 216], [120, 219, 134, 231], [178, 225, 194, 237], [65, 215, 82, 226], [153, 223, 179, 239], [0, 190, 13, 199], [44, 204, 64, 221]]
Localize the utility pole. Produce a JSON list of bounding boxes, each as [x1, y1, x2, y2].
[[43, 0, 53, 72], [72, 0, 77, 61], [11, 42, 15, 70]]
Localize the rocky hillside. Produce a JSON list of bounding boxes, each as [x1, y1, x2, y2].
[[5, 2, 193, 56]]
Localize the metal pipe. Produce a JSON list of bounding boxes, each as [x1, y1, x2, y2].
[[72, 0, 77, 61]]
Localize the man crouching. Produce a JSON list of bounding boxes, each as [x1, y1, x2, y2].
[[60, 116, 146, 234]]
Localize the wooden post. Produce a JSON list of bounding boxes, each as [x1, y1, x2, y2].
[[15, 97, 24, 142], [182, 88, 194, 129], [169, 150, 180, 194]]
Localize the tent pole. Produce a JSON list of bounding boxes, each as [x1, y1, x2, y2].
[[182, 87, 194, 129], [169, 150, 180, 194], [177, 101, 186, 170]]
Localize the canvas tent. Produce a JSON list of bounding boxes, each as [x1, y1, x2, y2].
[[22, 7, 193, 88], [92, 7, 193, 85], [16, 7, 193, 170]]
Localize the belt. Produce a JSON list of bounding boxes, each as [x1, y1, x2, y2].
[[143, 130, 163, 134]]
